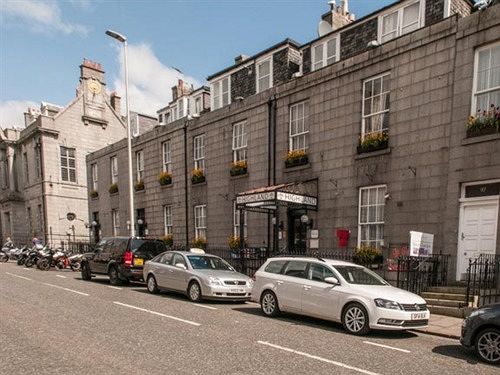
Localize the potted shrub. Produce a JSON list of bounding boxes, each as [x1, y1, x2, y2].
[[230, 160, 248, 176], [158, 171, 172, 186], [466, 105, 500, 138], [357, 131, 389, 154], [161, 234, 173, 247], [135, 179, 145, 191], [285, 150, 309, 168], [228, 234, 242, 250], [191, 237, 207, 249], [108, 183, 118, 194], [352, 245, 383, 267], [90, 190, 99, 199], [191, 168, 205, 184]]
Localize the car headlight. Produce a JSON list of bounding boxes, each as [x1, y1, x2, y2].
[[247, 279, 254, 287], [374, 298, 403, 310], [208, 277, 222, 286]]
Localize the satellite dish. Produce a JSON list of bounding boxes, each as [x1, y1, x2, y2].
[[318, 20, 332, 37]]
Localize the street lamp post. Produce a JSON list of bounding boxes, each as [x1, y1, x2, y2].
[[106, 29, 135, 237]]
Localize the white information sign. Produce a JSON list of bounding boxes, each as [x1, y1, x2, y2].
[[409, 231, 434, 257]]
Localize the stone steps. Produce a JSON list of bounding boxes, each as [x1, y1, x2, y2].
[[421, 291, 471, 302], [425, 298, 463, 308], [427, 305, 467, 319], [425, 286, 467, 294]]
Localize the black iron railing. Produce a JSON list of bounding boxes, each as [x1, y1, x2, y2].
[[396, 255, 450, 295], [466, 254, 500, 308]]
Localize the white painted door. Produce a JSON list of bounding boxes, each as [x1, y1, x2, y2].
[[457, 201, 499, 280]]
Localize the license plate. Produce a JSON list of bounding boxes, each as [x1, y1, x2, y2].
[[230, 289, 244, 293], [133, 258, 144, 266], [411, 312, 426, 320]]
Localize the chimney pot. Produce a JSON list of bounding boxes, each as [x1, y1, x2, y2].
[[110, 92, 121, 114]]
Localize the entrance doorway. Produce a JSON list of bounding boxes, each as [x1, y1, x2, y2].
[[287, 209, 307, 253], [456, 181, 499, 280]]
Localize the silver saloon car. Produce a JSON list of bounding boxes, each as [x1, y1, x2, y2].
[[143, 249, 253, 302]]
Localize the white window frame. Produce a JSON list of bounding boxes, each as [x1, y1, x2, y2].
[[233, 202, 247, 238], [194, 204, 207, 240], [171, 105, 177, 122], [378, 0, 425, 44], [110, 156, 118, 184], [361, 72, 391, 140], [163, 205, 173, 235], [23, 151, 29, 185], [158, 113, 163, 124], [60, 146, 76, 183], [193, 134, 205, 171], [112, 209, 120, 236], [311, 35, 340, 71], [194, 96, 202, 114], [91, 163, 98, 191], [135, 150, 144, 182], [132, 113, 140, 137], [256, 57, 273, 93], [232, 121, 247, 163], [211, 76, 231, 110], [161, 140, 172, 173], [358, 185, 387, 249], [178, 97, 184, 119], [289, 101, 309, 152], [471, 41, 500, 115]]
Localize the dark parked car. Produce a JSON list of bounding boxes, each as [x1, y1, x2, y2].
[[461, 303, 500, 365], [81, 237, 166, 285]]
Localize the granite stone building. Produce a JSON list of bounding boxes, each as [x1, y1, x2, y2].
[[87, 0, 500, 281], [0, 59, 128, 246]]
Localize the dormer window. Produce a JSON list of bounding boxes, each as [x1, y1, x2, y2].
[[212, 76, 230, 110], [379, 0, 423, 44], [178, 98, 184, 119], [256, 58, 272, 93], [312, 36, 339, 71], [194, 97, 201, 114], [158, 114, 163, 124]]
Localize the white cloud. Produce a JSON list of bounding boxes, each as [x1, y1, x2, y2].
[[0, 100, 38, 129], [112, 43, 201, 116], [1, 0, 88, 36]]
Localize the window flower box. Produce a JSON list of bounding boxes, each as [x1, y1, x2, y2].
[[161, 234, 173, 247], [158, 171, 172, 186], [285, 150, 309, 168], [352, 245, 384, 267], [135, 179, 145, 191], [191, 168, 205, 184], [230, 161, 248, 176], [90, 190, 99, 199], [191, 237, 207, 249], [357, 131, 389, 154], [108, 183, 118, 194], [466, 106, 500, 138]]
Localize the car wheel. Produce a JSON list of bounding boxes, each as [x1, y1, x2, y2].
[[108, 266, 122, 286], [260, 290, 280, 317], [188, 281, 202, 302], [475, 327, 500, 365], [81, 262, 91, 281], [342, 303, 370, 335], [147, 275, 159, 294]]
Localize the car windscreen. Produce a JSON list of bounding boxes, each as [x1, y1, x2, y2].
[[187, 255, 235, 271], [333, 266, 388, 285], [132, 240, 166, 260]]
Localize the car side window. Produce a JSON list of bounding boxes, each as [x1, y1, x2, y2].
[[172, 254, 187, 268], [308, 263, 335, 282], [282, 261, 308, 279], [264, 260, 287, 274], [161, 253, 173, 265]]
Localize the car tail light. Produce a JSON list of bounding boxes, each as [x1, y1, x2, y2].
[[123, 250, 133, 267]]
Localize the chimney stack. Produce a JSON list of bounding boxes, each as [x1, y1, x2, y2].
[[80, 58, 105, 83], [234, 54, 250, 64], [322, 0, 354, 31], [110, 92, 121, 114]]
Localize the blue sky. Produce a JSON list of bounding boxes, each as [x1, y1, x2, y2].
[[0, 0, 394, 127]]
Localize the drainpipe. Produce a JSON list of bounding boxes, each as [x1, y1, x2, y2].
[[267, 95, 277, 254], [38, 136, 49, 246], [183, 120, 189, 247]]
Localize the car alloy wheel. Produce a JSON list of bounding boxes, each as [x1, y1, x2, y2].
[[261, 291, 279, 317], [343, 303, 369, 335], [188, 282, 201, 302], [476, 328, 500, 364], [108, 267, 122, 286], [147, 275, 159, 294]]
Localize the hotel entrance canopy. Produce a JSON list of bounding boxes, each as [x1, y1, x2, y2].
[[236, 184, 318, 213]]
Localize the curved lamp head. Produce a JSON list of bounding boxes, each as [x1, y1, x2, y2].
[[105, 30, 127, 43]]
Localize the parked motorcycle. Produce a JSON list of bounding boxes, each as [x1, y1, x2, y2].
[[53, 249, 70, 270], [68, 253, 83, 271], [0, 248, 9, 262], [37, 247, 56, 271], [16, 246, 31, 266], [25, 244, 45, 268]]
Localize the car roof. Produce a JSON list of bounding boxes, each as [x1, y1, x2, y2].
[[169, 251, 219, 257], [268, 257, 359, 267]]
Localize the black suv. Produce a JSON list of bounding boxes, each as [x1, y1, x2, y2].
[[81, 237, 166, 285]]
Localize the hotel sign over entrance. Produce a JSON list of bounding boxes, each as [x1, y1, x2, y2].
[[236, 192, 276, 205], [276, 192, 317, 207], [236, 186, 318, 210]]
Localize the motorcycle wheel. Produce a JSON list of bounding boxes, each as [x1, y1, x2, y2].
[[39, 260, 50, 271], [70, 262, 81, 272], [0, 254, 8, 262], [25, 258, 35, 268], [17, 258, 25, 266], [55, 261, 64, 270]]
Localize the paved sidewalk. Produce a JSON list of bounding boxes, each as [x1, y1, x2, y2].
[[413, 314, 463, 339]]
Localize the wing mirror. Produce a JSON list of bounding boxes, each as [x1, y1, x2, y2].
[[324, 277, 340, 286], [175, 263, 186, 270]]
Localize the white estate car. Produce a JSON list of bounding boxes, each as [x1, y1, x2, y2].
[[252, 257, 429, 335]]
